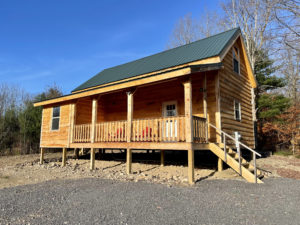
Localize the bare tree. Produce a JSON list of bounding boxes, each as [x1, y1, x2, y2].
[[166, 14, 200, 49], [221, 0, 277, 70], [166, 11, 224, 49], [273, 0, 300, 51], [282, 47, 300, 103]]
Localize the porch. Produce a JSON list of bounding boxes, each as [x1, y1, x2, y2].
[[72, 115, 207, 144], [66, 74, 215, 151]]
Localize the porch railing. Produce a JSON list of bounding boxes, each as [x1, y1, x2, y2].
[[132, 116, 186, 142], [95, 120, 127, 142], [73, 116, 208, 143], [73, 124, 91, 143], [193, 116, 207, 143]]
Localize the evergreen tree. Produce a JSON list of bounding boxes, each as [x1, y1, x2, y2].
[[254, 49, 289, 150], [19, 85, 62, 154]]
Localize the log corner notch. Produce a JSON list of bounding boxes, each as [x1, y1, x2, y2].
[[183, 77, 195, 184]]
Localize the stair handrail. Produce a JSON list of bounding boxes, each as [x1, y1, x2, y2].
[[209, 123, 260, 183], [209, 123, 261, 157]]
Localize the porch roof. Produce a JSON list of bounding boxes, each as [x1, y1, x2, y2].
[[72, 28, 240, 93]]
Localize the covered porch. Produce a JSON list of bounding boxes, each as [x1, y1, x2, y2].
[[69, 72, 218, 147]]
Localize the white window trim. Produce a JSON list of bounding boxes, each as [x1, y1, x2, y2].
[[232, 46, 240, 75], [234, 100, 241, 121], [51, 106, 60, 131], [162, 101, 178, 117]]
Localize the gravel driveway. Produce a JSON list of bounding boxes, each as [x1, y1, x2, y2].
[[0, 178, 299, 225]]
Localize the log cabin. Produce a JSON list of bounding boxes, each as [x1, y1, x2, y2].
[[34, 28, 264, 184]]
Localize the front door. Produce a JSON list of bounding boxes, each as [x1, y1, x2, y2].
[[162, 101, 178, 138]]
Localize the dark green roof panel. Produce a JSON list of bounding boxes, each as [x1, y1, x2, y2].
[[73, 28, 240, 92]]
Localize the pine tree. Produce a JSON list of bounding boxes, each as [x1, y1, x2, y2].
[[254, 49, 289, 151]]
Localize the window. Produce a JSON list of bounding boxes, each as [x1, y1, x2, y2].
[[234, 100, 241, 121], [51, 106, 60, 130], [166, 104, 176, 117], [233, 46, 240, 74], [163, 101, 177, 117]]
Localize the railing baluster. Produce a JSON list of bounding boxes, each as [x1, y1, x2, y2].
[[223, 133, 227, 162], [237, 142, 241, 175], [253, 152, 257, 183]]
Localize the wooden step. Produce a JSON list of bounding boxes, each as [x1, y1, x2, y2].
[[209, 143, 263, 183], [217, 143, 263, 177]]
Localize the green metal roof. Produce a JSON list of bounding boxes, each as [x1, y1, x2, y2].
[[73, 28, 240, 92]]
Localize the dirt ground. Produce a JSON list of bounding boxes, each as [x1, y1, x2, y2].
[[0, 150, 299, 189]]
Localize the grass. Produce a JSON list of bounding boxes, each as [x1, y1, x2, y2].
[[274, 150, 293, 157], [0, 175, 9, 179], [274, 150, 300, 159]]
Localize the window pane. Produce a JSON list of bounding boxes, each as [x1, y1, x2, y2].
[[52, 118, 60, 130], [234, 101, 241, 121], [234, 59, 239, 73], [53, 106, 60, 117], [167, 111, 175, 117]]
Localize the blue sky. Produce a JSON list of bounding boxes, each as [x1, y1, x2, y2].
[[0, 0, 221, 95]]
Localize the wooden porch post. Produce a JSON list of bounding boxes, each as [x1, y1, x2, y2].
[[160, 150, 165, 167], [215, 73, 221, 143], [91, 98, 98, 143], [40, 148, 44, 164], [69, 103, 76, 145], [203, 73, 208, 142], [89, 98, 98, 171], [127, 92, 133, 142], [62, 148, 67, 167], [126, 91, 133, 174], [183, 79, 193, 142], [183, 78, 194, 184], [188, 147, 195, 184]]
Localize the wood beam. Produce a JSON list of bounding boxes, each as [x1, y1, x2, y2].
[[90, 148, 95, 170], [183, 79, 193, 143], [218, 158, 223, 172], [127, 92, 133, 142], [126, 148, 132, 174], [74, 148, 79, 159], [188, 147, 195, 184], [34, 67, 192, 107], [160, 150, 165, 167], [40, 148, 44, 164], [62, 148, 67, 167], [91, 98, 98, 143]]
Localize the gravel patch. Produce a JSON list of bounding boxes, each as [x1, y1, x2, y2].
[[0, 178, 299, 225]]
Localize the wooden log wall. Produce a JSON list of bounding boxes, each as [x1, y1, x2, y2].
[[219, 37, 255, 148], [40, 103, 71, 147]]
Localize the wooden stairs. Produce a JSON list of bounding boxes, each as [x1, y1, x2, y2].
[[207, 123, 264, 184], [209, 143, 263, 183]]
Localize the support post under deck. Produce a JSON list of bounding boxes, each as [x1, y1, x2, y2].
[[126, 148, 132, 174], [62, 148, 67, 167], [40, 148, 44, 164]]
